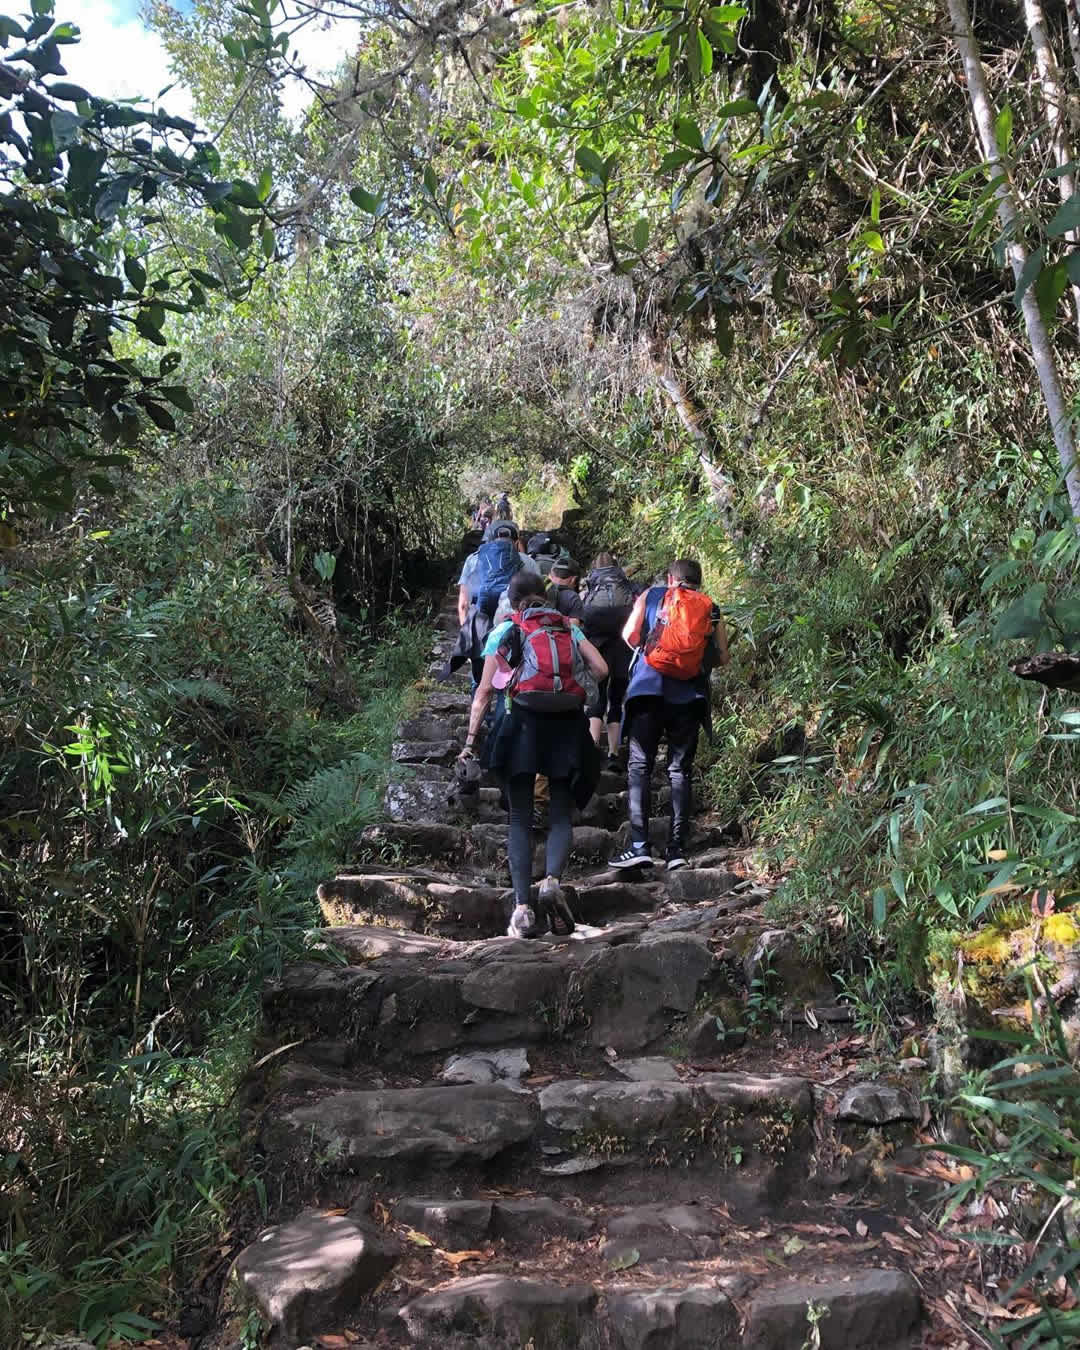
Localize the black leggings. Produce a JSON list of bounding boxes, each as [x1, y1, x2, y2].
[[507, 774, 574, 907], [589, 673, 628, 726]]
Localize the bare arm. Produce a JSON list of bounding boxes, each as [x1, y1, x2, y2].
[[461, 655, 497, 754], [621, 591, 649, 649], [458, 584, 470, 627], [712, 615, 730, 667], [577, 634, 609, 681]]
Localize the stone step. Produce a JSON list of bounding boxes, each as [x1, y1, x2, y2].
[[261, 1081, 539, 1169], [392, 738, 460, 765], [398, 715, 466, 743], [265, 930, 719, 1056], [233, 1205, 922, 1348], [538, 1071, 812, 1175]]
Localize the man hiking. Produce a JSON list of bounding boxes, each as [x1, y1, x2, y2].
[[582, 552, 637, 770], [545, 557, 585, 626], [444, 522, 527, 690], [458, 571, 608, 939], [608, 558, 728, 872]]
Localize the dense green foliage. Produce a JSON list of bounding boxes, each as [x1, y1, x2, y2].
[[3, 0, 1080, 1342]]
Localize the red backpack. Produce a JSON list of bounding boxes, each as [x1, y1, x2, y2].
[[509, 607, 588, 711], [644, 585, 714, 680]]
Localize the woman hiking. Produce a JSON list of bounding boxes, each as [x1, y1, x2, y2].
[[457, 571, 608, 938]]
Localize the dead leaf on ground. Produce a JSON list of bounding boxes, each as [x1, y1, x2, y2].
[[317, 1333, 359, 1347], [322, 1206, 348, 1216], [437, 1247, 494, 1266], [405, 1228, 434, 1247], [855, 1219, 869, 1237], [789, 1222, 850, 1238]]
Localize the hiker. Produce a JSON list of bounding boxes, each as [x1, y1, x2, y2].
[[473, 498, 493, 529], [609, 558, 728, 872], [582, 552, 637, 770], [527, 532, 560, 578], [448, 522, 526, 690], [545, 557, 585, 625], [458, 571, 608, 938], [496, 491, 511, 518]]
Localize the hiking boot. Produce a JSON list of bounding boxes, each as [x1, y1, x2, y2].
[[538, 876, 575, 937], [665, 842, 689, 871], [532, 807, 548, 832], [605, 754, 622, 773], [609, 845, 654, 870], [507, 904, 540, 939]]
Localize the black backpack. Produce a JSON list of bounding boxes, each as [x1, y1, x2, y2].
[[583, 566, 635, 639]]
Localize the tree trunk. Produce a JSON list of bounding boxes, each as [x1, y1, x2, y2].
[[1023, 0, 1080, 339], [946, 0, 1080, 522]]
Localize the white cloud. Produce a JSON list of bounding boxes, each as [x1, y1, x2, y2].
[[55, 0, 356, 128], [57, 0, 194, 117]]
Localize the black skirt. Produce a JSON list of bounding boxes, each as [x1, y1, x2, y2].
[[489, 703, 601, 805]]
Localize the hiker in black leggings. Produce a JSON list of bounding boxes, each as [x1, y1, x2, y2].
[[457, 572, 608, 938]]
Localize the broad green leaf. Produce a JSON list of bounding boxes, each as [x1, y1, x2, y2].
[[574, 145, 607, 182], [718, 98, 758, 117], [656, 42, 671, 79], [632, 217, 650, 252], [708, 5, 747, 19], [48, 80, 89, 101], [123, 256, 146, 292], [803, 90, 842, 110], [221, 34, 245, 60], [423, 163, 438, 196], [674, 116, 704, 150], [697, 28, 713, 78], [994, 103, 1013, 156], [1035, 260, 1068, 323], [349, 185, 381, 214], [1047, 192, 1080, 237], [660, 147, 697, 172], [160, 385, 194, 412], [859, 229, 885, 254], [257, 167, 272, 201], [1014, 245, 1045, 307], [993, 583, 1048, 640], [872, 886, 888, 926]]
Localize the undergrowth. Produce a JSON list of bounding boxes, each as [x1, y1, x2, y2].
[[0, 478, 433, 1344]]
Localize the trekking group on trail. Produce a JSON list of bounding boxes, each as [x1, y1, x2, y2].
[[451, 494, 729, 939]]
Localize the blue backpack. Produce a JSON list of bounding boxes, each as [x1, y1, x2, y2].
[[472, 539, 523, 617]]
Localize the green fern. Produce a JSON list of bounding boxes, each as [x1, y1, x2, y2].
[[275, 753, 382, 892]]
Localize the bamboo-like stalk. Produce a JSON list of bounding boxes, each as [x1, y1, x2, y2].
[[946, 0, 1080, 522]]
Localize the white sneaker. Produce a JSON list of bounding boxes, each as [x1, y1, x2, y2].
[[507, 904, 539, 938]]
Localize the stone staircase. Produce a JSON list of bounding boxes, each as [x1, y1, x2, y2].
[[226, 581, 934, 1349]]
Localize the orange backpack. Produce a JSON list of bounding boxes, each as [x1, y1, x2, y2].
[[644, 585, 714, 680]]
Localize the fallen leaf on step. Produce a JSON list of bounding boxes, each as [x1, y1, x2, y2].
[[782, 1235, 805, 1255], [882, 1231, 909, 1251], [405, 1229, 434, 1247], [608, 1247, 640, 1270], [317, 1335, 354, 1347], [322, 1207, 348, 1216], [437, 1248, 494, 1266], [374, 1200, 391, 1226], [789, 1222, 849, 1238], [855, 1219, 869, 1237], [804, 1007, 819, 1029]]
